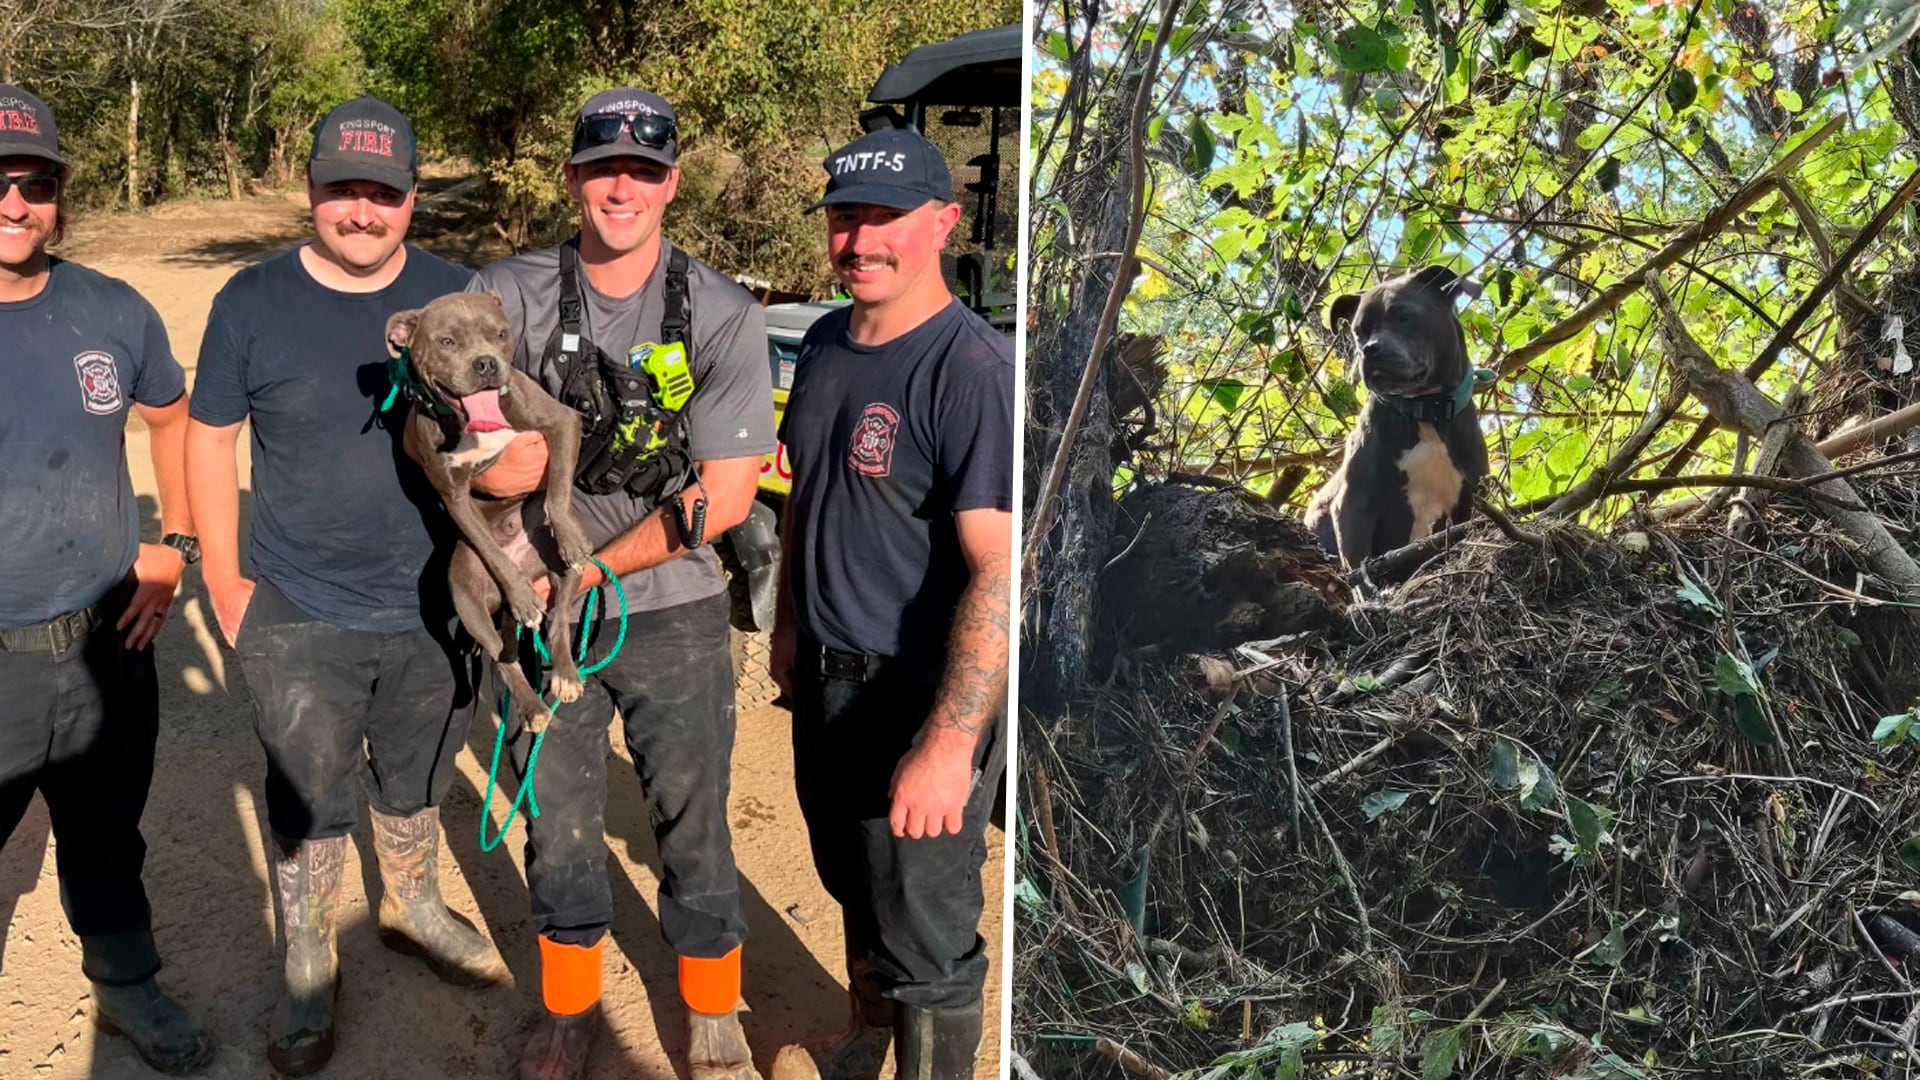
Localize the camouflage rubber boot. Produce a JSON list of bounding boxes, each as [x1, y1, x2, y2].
[[82, 928, 215, 1076], [892, 999, 983, 1080], [368, 805, 508, 987], [268, 833, 345, 1076]]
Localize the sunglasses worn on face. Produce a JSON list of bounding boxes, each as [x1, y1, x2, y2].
[[573, 113, 676, 153], [0, 173, 59, 204]]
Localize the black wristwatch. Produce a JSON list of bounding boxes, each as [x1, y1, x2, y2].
[[161, 533, 201, 564]]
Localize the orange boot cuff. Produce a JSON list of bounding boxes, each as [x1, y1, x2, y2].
[[539, 936, 604, 1016], [679, 946, 742, 1015]]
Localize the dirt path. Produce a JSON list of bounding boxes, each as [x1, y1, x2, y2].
[[0, 191, 1004, 1079]]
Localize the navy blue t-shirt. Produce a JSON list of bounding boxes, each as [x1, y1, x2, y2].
[[0, 259, 185, 627], [780, 300, 1014, 659], [190, 245, 470, 632]]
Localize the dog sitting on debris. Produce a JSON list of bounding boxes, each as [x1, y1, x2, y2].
[[1305, 264, 1492, 569]]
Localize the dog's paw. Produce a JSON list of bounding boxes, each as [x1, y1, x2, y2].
[[521, 705, 552, 735], [549, 669, 584, 704], [507, 586, 546, 629], [553, 522, 595, 570]]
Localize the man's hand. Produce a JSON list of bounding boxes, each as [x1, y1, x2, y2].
[[207, 575, 256, 648], [474, 432, 549, 497], [117, 543, 185, 650], [888, 732, 975, 839]]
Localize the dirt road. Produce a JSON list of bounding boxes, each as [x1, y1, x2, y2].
[[0, 189, 1004, 1079]]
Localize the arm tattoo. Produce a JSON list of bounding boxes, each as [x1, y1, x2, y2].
[[926, 549, 1012, 741]]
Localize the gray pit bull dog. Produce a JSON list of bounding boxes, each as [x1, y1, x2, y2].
[[386, 292, 596, 732], [1304, 264, 1490, 569]]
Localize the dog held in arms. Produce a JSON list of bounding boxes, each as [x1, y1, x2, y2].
[[1304, 264, 1490, 569], [386, 292, 596, 732]]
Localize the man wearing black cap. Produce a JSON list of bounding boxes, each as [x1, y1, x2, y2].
[[0, 82, 214, 1076], [465, 88, 774, 1080], [183, 95, 505, 1075], [772, 127, 1013, 1080]]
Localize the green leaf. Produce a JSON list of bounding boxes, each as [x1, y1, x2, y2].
[[1421, 1025, 1464, 1080], [1776, 88, 1803, 113], [1733, 695, 1775, 747], [1363, 789, 1413, 820], [1370, 1006, 1403, 1055], [1329, 24, 1391, 73], [1899, 835, 1920, 875], [1575, 123, 1612, 151], [1413, 0, 1441, 36], [1567, 796, 1613, 859], [1354, 674, 1382, 692], [1490, 737, 1521, 789], [1674, 576, 1721, 614], [1325, 380, 1361, 419], [1014, 877, 1047, 911], [1874, 711, 1917, 747], [1714, 653, 1760, 697], [1665, 69, 1698, 113], [1117, 845, 1150, 935], [1184, 114, 1217, 178], [1043, 31, 1071, 62], [1202, 378, 1249, 411], [1267, 349, 1305, 382], [1590, 922, 1627, 966]]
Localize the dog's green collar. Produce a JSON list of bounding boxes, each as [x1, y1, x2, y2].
[[1374, 367, 1497, 423]]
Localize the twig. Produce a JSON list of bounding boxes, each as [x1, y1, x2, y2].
[[1029, 758, 1081, 919], [1661, 163, 1920, 476], [1279, 686, 1303, 844], [1598, 472, 1866, 509], [1304, 783, 1372, 953], [1655, 774, 1882, 814], [1100, 511, 1154, 575], [1021, 0, 1182, 604], [1494, 116, 1841, 379], [1645, 275, 1920, 595], [1475, 495, 1546, 548], [1310, 735, 1396, 794], [1010, 1051, 1044, 1080], [1094, 1038, 1172, 1080]]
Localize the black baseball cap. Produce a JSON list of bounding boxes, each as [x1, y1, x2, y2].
[[569, 90, 678, 168], [810, 128, 953, 213], [309, 97, 417, 192], [0, 85, 65, 170]]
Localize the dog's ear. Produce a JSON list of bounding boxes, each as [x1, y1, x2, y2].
[[386, 309, 422, 359], [1412, 264, 1482, 304], [1327, 293, 1361, 331]]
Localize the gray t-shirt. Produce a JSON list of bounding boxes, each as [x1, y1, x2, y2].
[[471, 239, 775, 612]]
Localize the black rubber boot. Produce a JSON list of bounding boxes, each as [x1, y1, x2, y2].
[[268, 833, 344, 1076], [891, 999, 983, 1080], [809, 917, 892, 1080], [82, 929, 215, 1076], [368, 805, 507, 987], [519, 1002, 600, 1080]]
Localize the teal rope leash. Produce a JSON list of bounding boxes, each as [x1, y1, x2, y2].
[[479, 558, 629, 852]]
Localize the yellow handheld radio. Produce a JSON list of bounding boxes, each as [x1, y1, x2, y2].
[[628, 342, 694, 412]]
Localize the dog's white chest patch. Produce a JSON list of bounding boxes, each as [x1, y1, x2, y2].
[[1398, 423, 1464, 541], [446, 428, 519, 468]]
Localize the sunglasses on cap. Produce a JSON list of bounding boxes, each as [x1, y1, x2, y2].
[[572, 112, 677, 153], [0, 172, 59, 205]]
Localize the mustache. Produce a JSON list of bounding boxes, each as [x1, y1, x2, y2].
[[335, 220, 389, 237]]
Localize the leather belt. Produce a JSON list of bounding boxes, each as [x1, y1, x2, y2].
[[807, 641, 943, 685], [0, 604, 100, 654]]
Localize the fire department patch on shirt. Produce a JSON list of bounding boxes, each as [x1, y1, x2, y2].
[[847, 401, 900, 478], [74, 351, 122, 415]]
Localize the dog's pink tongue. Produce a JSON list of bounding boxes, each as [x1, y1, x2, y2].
[[458, 389, 508, 433]]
